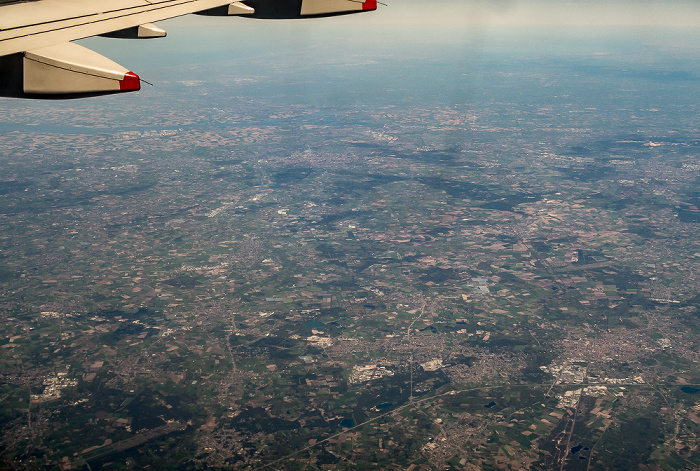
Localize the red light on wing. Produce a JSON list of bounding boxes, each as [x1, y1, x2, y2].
[[363, 0, 377, 11], [119, 71, 141, 91]]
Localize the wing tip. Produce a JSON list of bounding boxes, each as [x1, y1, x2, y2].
[[119, 71, 141, 91]]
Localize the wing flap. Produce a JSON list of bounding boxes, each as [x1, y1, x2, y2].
[[300, 0, 369, 16]]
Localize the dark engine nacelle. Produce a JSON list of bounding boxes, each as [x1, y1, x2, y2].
[[198, 0, 376, 19]]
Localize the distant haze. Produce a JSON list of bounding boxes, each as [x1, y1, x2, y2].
[[325, 0, 700, 27]]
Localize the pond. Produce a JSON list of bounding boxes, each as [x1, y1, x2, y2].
[[304, 320, 325, 329], [571, 444, 589, 455]]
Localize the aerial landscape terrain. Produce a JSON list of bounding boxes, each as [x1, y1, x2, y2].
[[1, 3, 700, 470]]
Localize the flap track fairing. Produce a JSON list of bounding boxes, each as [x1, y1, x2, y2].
[[100, 23, 167, 39], [198, 0, 375, 18], [0, 42, 141, 97]]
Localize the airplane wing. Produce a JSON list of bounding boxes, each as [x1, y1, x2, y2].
[[0, 0, 377, 98]]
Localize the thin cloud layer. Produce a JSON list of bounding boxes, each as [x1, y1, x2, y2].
[[336, 0, 700, 26]]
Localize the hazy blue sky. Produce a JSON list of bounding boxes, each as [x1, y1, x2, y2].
[[371, 0, 700, 26], [79, 0, 700, 73], [162, 0, 700, 27]]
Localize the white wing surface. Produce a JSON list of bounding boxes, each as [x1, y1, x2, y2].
[[0, 0, 376, 98]]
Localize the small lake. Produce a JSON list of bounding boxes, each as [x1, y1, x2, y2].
[[571, 444, 589, 455], [680, 386, 699, 394]]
